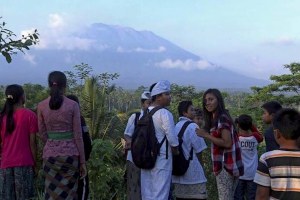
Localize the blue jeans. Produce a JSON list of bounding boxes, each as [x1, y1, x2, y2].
[[234, 179, 257, 200]]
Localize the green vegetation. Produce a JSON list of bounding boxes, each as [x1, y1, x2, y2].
[[0, 17, 39, 63], [0, 61, 299, 199]]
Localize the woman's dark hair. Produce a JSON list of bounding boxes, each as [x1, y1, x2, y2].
[[0, 84, 24, 134], [178, 101, 193, 117], [66, 94, 79, 104], [202, 88, 234, 131], [48, 71, 67, 110]]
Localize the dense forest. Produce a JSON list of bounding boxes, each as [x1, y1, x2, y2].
[[0, 62, 299, 199]]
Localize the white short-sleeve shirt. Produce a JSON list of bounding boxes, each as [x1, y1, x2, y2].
[[172, 117, 207, 184]]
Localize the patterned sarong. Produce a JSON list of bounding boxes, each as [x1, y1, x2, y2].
[[43, 156, 80, 200], [0, 166, 34, 200]]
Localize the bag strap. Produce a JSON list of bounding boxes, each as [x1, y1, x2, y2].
[[178, 121, 194, 160], [148, 106, 163, 116], [134, 112, 140, 126]]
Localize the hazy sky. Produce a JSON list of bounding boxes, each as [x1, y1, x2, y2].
[[1, 0, 300, 79]]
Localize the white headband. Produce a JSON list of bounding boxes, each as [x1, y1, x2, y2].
[[150, 80, 171, 96], [141, 91, 151, 100]]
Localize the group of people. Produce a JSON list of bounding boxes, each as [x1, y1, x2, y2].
[[124, 80, 300, 200], [0, 73, 299, 200], [0, 71, 92, 200]]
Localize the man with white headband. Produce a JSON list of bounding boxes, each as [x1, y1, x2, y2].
[[124, 91, 151, 200], [140, 80, 179, 200]]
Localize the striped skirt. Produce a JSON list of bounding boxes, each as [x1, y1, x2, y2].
[[43, 156, 80, 200], [0, 166, 35, 200]]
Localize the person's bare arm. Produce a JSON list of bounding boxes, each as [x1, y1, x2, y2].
[[30, 134, 37, 166], [255, 185, 270, 200], [196, 128, 232, 149]]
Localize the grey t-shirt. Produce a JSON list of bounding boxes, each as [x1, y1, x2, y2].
[[264, 126, 279, 152]]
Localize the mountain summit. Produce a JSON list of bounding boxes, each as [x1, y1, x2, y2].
[[0, 23, 268, 89]]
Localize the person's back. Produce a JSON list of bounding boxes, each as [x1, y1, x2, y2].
[[0, 84, 37, 200], [124, 91, 151, 200], [234, 114, 263, 200], [254, 108, 300, 200], [261, 101, 282, 152], [37, 71, 86, 200], [140, 80, 179, 200], [172, 101, 207, 200]]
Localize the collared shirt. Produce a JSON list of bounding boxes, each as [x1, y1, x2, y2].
[[172, 117, 207, 184]]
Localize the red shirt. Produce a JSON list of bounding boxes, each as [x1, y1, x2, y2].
[[0, 108, 38, 168]]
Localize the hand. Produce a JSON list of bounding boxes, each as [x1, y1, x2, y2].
[[171, 146, 179, 155], [80, 163, 87, 179], [196, 128, 209, 138], [125, 140, 131, 150]]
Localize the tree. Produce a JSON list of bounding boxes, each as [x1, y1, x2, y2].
[[248, 62, 300, 106], [0, 17, 39, 63]]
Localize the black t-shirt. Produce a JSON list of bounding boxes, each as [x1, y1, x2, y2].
[[264, 126, 279, 152]]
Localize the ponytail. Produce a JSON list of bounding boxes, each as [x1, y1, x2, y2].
[[48, 71, 67, 110], [0, 84, 24, 134]]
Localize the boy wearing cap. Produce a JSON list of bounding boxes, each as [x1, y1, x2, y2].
[[124, 91, 151, 200], [140, 80, 179, 200], [254, 108, 300, 200]]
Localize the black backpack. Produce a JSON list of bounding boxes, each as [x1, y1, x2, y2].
[[131, 106, 166, 169], [172, 121, 194, 176]]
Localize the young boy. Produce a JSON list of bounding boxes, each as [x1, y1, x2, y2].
[[193, 108, 204, 128], [140, 80, 179, 200], [234, 114, 263, 200], [172, 101, 207, 200], [123, 91, 151, 200], [254, 108, 300, 200], [261, 101, 282, 152]]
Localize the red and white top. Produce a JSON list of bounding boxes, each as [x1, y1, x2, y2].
[[238, 127, 263, 180]]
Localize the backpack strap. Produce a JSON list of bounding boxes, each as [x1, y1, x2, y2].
[[148, 106, 163, 116], [178, 121, 194, 160], [149, 106, 168, 159], [134, 112, 141, 126]]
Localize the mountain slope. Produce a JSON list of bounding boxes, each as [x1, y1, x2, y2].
[[0, 23, 269, 89]]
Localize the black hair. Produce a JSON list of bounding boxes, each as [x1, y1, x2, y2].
[[66, 94, 79, 104], [261, 101, 282, 115], [273, 108, 300, 145], [149, 82, 158, 102], [194, 108, 203, 117], [141, 99, 148, 104], [202, 88, 234, 131], [48, 71, 67, 110], [0, 84, 24, 134], [178, 101, 193, 117], [236, 114, 252, 131]]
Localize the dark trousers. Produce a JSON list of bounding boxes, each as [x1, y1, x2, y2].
[[78, 174, 89, 200], [234, 179, 257, 200]]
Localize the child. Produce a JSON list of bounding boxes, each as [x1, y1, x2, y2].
[[173, 101, 207, 200], [193, 108, 204, 128], [261, 101, 282, 152], [234, 114, 263, 200], [123, 91, 151, 200], [254, 108, 300, 199], [140, 80, 179, 200]]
